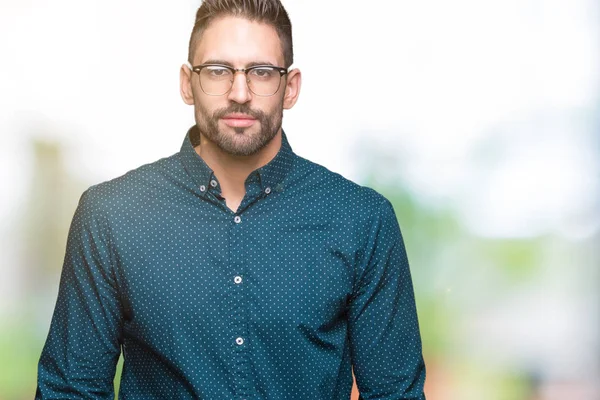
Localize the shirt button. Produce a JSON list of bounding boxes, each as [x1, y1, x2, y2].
[[234, 216, 242, 224], [199, 185, 206, 192], [234, 276, 242, 284], [236, 337, 244, 345], [210, 179, 218, 188], [265, 187, 272, 195]]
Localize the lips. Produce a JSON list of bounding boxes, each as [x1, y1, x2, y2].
[[221, 113, 257, 128], [222, 113, 256, 120]]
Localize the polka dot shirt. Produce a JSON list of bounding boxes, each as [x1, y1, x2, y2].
[[36, 126, 426, 399]]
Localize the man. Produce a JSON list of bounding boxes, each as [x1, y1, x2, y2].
[[36, 0, 426, 399]]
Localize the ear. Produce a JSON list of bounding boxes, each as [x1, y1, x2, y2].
[[282, 68, 301, 110], [180, 64, 195, 105]]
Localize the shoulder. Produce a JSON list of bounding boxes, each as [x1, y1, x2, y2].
[[76, 153, 182, 218], [288, 155, 393, 221]]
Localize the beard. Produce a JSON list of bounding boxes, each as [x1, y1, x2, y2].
[[195, 101, 283, 157]]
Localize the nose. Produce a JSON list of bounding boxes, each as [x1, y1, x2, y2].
[[227, 72, 252, 104]]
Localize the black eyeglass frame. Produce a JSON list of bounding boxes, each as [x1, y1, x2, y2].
[[189, 63, 289, 97]]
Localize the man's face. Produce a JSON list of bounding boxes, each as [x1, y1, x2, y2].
[[185, 16, 289, 157]]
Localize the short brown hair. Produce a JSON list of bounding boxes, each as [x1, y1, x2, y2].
[[188, 0, 294, 68]]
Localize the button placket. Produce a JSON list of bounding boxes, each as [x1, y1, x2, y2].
[[229, 209, 252, 398]]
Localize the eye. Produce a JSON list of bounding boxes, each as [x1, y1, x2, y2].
[[205, 66, 232, 77], [250, 67, 276, 79]]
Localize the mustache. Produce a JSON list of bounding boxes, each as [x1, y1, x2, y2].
[[212, 104, 265, 120]]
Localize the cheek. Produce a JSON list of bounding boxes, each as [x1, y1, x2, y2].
[[194, 96, 222, 118], [192, 84, 220, 113], [261, 97, 285, 116], [193, 100, 209, 118]]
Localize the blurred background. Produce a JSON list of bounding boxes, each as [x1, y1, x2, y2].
[[1, 0, 599, 399]]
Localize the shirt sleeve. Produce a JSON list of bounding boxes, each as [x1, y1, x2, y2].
[[36, 188, 123, 399], [348, 197, 426, 400]]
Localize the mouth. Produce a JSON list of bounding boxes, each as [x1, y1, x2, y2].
[[221, 113, 257, 128]]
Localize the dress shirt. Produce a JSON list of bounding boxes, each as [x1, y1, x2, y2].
[[36, 126, 426, 399]]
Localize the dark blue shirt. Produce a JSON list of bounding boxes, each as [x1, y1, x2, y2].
[[36, 127, 426, 399]]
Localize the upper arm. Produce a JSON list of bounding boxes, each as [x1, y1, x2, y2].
[[36, 188, 123, 399], [348, 198, 426, 399]]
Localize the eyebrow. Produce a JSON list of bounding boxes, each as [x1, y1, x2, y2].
[[200, 59, 278, 68]]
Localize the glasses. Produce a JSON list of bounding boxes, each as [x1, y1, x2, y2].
[[189, 63, 288, 97]]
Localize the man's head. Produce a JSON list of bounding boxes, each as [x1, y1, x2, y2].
[[180, 0, 301, 157]]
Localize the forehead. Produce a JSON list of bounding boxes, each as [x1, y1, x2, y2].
[[193, 16, 285, 67]]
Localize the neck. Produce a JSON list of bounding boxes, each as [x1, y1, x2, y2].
[[194, 129, 282, 210]]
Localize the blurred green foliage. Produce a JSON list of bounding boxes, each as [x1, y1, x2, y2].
[[0, 322, 42, 400]]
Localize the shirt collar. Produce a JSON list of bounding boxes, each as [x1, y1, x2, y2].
[[178, 125, 295, 195]]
